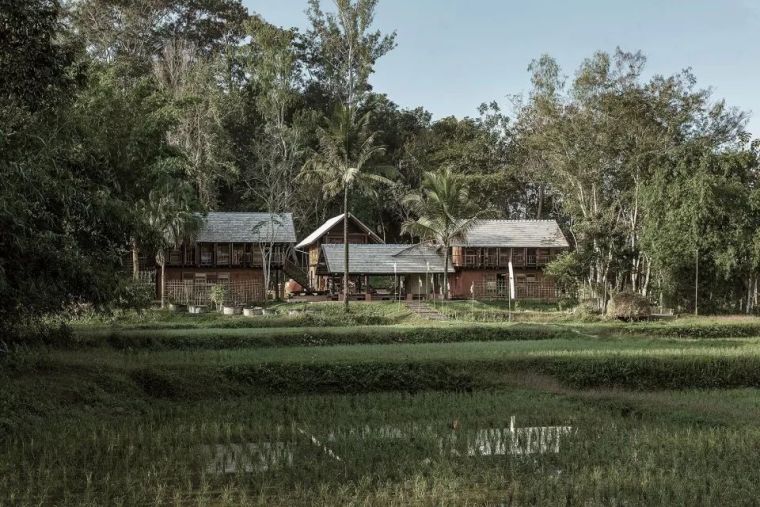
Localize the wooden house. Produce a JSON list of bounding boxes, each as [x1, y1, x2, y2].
[[294, 213, 383, 291], [162, 212, 296, 303], [448, 220, 569, 299]]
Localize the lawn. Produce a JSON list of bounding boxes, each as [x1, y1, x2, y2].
[[5, 309, 760, 504]]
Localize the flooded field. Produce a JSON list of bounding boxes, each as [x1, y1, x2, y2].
[[201, 417, 575, 474]]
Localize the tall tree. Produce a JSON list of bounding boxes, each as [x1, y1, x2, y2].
[[302, 0, 395, 311], [304, 0, 396, 112], [402, 168, 482, 300], [145, 181, 201, 308], [303, 106, 390, 309], [69, 0, 248, 65], [516, 48, 750, 310], [154, 39, 238, 208]]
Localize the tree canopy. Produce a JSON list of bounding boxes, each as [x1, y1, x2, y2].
[[2, 0, 759, 328]]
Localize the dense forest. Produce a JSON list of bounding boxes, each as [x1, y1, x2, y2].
[[2, 0, 760, 329]]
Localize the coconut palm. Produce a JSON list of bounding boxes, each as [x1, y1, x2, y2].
[[303, 104, 392, 311], [402, 168, 481, 300], [145, 182, 201, 308]]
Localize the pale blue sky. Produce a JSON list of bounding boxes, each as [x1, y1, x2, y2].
[[244, 0, 760, 137]]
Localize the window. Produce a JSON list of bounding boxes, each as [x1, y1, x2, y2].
[[232, 244, 246, 265], [216, 244, 230, 266], [167, 247, 183, 266], [200, 244, 213, 266]]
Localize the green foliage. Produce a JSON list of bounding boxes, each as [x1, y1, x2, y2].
[[110, 281, 155, 311], [402, 168, 483, 298], [545, 250, 587, 299], [4, 0, 760, 332], [209, 284, 227, 310]]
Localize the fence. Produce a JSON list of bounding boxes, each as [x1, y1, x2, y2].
[[136, 270, 156, 285], [471, 281, 560, 302], [165, 280, 265, 306]]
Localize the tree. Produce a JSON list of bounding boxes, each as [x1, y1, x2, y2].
[[515, 48, 750, 310], [144, 182, 201, 308], [243, 20, 304, 221], [301, 0, 394, 311], [0, 0, 138, 329], [304, 0, 396, 112], [401, 168, 481, 300], [302, 105, 390, 310], [69, 0, 249, 66]]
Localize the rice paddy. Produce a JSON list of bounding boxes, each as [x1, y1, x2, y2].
[[4, 310, 760, 505]]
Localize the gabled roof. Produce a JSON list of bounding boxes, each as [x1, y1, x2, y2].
[[321, 244, 454, 274], [452, 220, 569, 248], [295, 213, 383, 250], [195, 212, 296, 244]]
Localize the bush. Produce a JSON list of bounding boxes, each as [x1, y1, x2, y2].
[[209, 284, 227, 311], [607, 291, 650, 321], [572, 300, 601, 321], [110, 280, 154, 310]]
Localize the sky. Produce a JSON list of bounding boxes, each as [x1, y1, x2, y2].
[[243, 0, 760, 137]]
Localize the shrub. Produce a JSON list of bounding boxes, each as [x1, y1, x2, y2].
[[572, 300, 601, 321], [209, 284, 227, 311], [607, 291, 650, 321], [110, 280, 154, 310]]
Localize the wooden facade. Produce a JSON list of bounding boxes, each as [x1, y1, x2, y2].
[[298, 214, 383, 291], [158, 212, 296, 303], [448, 247, 564, 300]]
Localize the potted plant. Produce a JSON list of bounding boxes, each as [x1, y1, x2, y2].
[[209, 284, 227, 313]]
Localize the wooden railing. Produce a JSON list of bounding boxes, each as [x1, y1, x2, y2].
[[458, 249, 557, 269], [471, 281, 559, 301], [166, 248, 284, 268], [165, 280, 265, 306]]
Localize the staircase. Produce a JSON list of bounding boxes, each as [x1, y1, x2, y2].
[[283, 258, 311, 290], [405, 301, 449, 321]]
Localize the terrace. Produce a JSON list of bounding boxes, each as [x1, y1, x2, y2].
[[455, 247, 560, 268], [166, 243, 285, 268]]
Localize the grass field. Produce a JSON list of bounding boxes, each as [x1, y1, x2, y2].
[[5, 305, 760, 505]]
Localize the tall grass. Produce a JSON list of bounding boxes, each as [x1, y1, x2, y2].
[[3, 391, 760, 505]]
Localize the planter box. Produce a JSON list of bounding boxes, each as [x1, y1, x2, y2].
[[243, 307, 263, 317], [188, 305, 207, 314], [222, 305, 241, 316]]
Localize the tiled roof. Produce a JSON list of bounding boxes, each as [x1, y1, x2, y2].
[[321, 244, 455, 274], [195, 212, 296, 243], [452, 220, 569, 248], [295, 213, 383, 249]]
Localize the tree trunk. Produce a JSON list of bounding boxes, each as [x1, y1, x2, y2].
[[536, 184, 544, 219], [694, 247, 699, 316], [132, 239, 140, 281], [443, 244, 450, 300], [343, 187, 350, 313], [160, 260, 166, 309]]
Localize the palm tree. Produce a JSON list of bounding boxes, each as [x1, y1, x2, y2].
[[303, 105, 392, 311], [145, 183, 201, 308], [402, 169, 481, 300]]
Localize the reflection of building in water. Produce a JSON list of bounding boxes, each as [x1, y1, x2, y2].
[[201, 442, 293, 474], [466, 416, 574, 456]]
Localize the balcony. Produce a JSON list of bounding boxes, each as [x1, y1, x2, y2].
[[457, 248, 558, 269]]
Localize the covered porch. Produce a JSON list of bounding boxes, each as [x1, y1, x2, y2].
[[317, 243, 454, 301]]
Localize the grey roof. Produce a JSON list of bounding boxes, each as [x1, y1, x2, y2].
[[195, 212, 296, 244], [452, 220, 569, 248], [295, 213, 383, 250], [321, 244, 454, 274]]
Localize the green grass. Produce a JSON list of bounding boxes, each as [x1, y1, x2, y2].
[[64, 301, 417, 331], [7, 310, 760, 504]]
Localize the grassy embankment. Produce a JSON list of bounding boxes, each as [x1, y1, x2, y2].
[[5, 304, 760, 505]]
